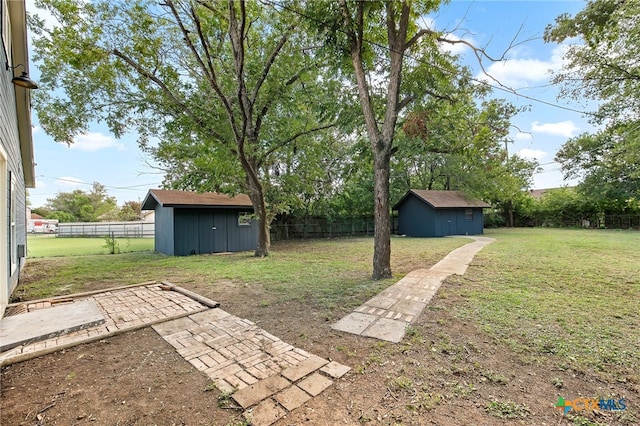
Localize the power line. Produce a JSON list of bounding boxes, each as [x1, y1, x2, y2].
[[263, 0, 594, 116], [37, 175, 163, 191]]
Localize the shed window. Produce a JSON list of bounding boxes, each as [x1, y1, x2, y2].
[[238, 212, 252, 226], [465, 208, 473, 221]]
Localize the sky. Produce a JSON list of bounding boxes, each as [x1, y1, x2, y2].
[[26, 0, 590, 209]]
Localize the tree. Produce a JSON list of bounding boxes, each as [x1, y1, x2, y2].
[[310, 0, 466, 279], [545, 0, 640, 208], [397, 95, 538, 227], [45, 182, 117, 222], [119, 201, 142, 221], [31, 0, 340, 256]]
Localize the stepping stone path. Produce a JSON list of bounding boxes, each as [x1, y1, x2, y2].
[[332, 236, 495, 342], [152, 308, 350, 426]]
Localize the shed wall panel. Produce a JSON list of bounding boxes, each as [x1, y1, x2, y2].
[[226, 212, 258, 252], [154, 206, 175, 255], [174, 209, 199, 256], [396, 195, 436, 237]]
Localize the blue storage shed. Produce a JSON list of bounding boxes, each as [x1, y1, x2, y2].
[[141, 189, 258, 256], [393, 190, 490, 237]]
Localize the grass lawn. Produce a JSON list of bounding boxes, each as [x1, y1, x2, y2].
[[450, 228, 639, 383], [18, 235, 467, 304], [19, 229, 640, 387], [12, 228, 640, 425], [27, 235, 154, 257]]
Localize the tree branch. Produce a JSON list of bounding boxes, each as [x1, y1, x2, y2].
[[163, 0, 240, 141], [259, 122, 338, 164], [251, 27, 294, 106]]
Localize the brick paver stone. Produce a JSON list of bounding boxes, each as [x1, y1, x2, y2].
[[320, 361, 351, 379], [244, 398, 287, 426], [297, 372, 333, 397], [232, 375, 291, 409], [274, 385, 311, 411], [280, 354, 328, 382]]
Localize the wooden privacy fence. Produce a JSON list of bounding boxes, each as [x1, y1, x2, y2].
[[57, 221, 155, 238], [528, 214, 640, 229], [270, 216, 398, 241]]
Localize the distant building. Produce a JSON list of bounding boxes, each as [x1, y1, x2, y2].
[[1, 0, 37, 314], [141, 189, 258, 256], [529, 187, 575, 200], [393, 190, 491, 237]]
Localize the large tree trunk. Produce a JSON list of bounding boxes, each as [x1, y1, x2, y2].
[[248, 188, 270, 257], [340, 0, 413, 279], [240, 140, 271, 257], [372, 149, 392, 278]]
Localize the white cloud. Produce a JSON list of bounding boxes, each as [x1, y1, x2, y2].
[[531, 120, 579, 138], [439, 33, 477, 56], [420, 16, 476, 56], [518, 148, 547, 161], [515, 132, 532, 141], [476, 44, 568, 88], [70, 132, 125, 152]]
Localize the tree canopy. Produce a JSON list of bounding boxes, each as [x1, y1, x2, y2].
[[545, 0, 640, 210], [30, 0, 536, 268], [31, 0, 344, 256], [41, 182, 116, 222]]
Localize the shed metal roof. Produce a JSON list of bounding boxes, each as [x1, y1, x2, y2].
[[394, 190, 491, 210], [141, 189, 253, 210]]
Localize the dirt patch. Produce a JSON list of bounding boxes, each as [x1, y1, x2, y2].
[[0, 328, 245, 425], [2, 272, 638, 425]]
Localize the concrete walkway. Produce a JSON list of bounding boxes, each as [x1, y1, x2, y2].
[[331, 236, 495, 342]]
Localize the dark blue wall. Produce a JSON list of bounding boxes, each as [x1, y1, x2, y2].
[[397, 195, 436, 237], [396, 195, 484, 237], [154, 206, 175, 255], [153, 206, 257, 256], [434, 208, 484, 237]]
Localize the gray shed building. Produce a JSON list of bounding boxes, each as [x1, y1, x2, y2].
[[141, 189, 258, 256], [393, 190, 490, 237]]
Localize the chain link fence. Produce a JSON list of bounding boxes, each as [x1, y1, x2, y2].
[[57, 221, 155, 238], [270, 216, 398, 241]]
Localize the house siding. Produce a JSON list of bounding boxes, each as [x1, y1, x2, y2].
[[1, 43, 28, 299]]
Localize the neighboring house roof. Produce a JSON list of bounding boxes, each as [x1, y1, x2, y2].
[[393, 190, 491, 210], [30, 213, 44, 219], [8, 0, 35, 188], [141, 189, 254, 210], [529, 187, 575, 200]]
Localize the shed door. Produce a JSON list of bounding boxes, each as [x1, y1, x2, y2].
[[213, 212, 228, 252], [440, 213, 455, 236], [197, 211, 228, 253]]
